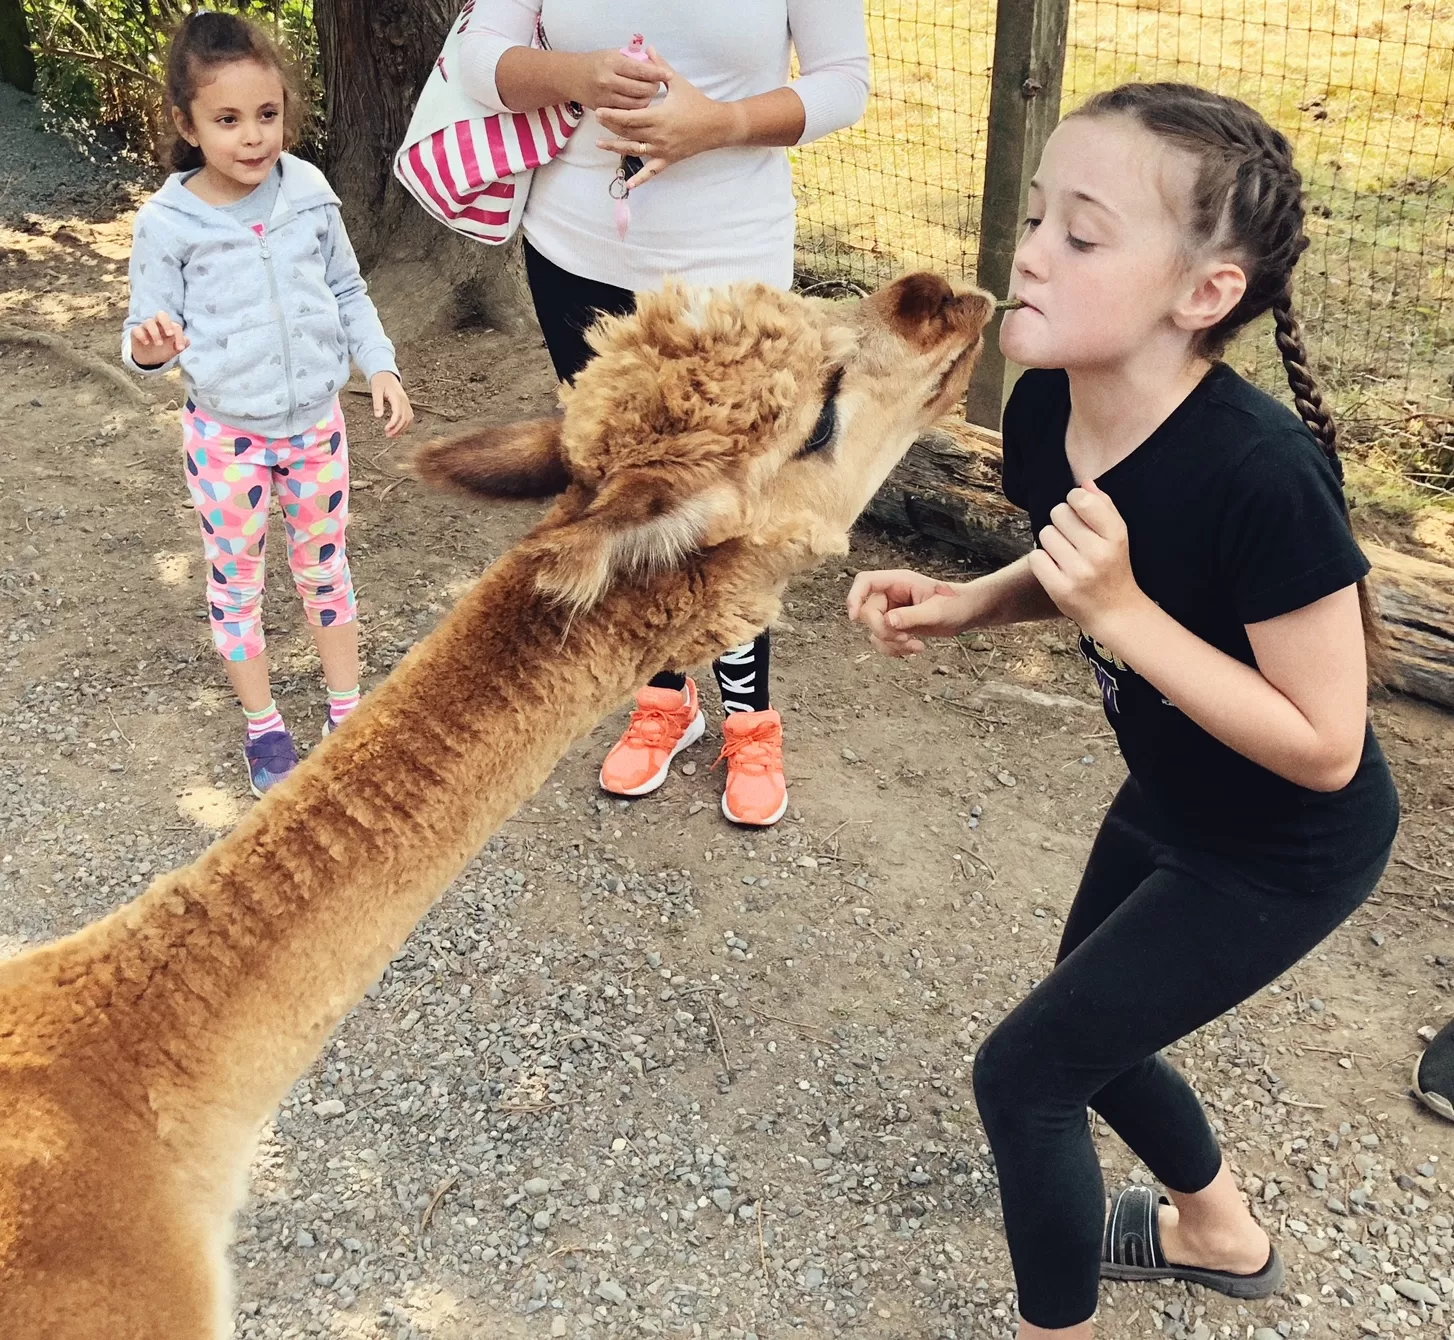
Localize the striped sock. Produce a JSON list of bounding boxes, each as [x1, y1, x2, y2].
[[244, 700, 285, 741], [328, 685, 361, 726]]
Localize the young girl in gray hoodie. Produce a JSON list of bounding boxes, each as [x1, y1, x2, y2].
[[123, 11, 413, 796]]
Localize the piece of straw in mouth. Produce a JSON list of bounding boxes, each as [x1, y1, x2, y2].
[[995, 297, 1025, 311]]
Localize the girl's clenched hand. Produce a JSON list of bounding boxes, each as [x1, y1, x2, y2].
[[1027, 480, 1149, 644]]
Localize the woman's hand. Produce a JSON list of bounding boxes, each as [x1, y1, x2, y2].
[[572, 48, 667, 111], [371, 372, 414, 438], [130, 311, 189, 367], [846, 569, 974, 657], [595, 50, 738, 188], [1028, 481, 1151, 646]]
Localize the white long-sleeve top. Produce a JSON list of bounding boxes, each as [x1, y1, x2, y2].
[[458, 0, 869, 291]]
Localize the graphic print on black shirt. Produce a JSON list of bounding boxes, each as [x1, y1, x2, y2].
[[1080, 632, 1127, 716], [999, 362, 1398, 871]]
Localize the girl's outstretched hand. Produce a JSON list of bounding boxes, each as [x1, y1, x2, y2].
[[371, 372, 414, 438], [846, 568, 970, 657], [1029, 481, 1149, 643], [131, 311, 189, 367]]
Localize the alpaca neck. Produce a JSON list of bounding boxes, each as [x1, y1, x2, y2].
[[18, 538, 773, 1147]]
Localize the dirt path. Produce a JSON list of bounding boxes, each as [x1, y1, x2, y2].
[[2, 174, 1453, 1340]]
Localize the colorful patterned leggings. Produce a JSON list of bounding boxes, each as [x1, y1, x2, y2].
[[182, 398, 356, 662]]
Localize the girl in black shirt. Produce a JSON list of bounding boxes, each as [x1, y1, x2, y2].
[[848, 83, 1398, 1338]]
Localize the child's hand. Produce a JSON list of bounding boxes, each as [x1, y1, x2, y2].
[[131, 312, 189, 367], [371, 372, 414, 438], [847, 568, 970, 657], [1029, 481, 1149, 642]]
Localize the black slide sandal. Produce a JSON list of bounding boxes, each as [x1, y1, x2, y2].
[[1101, 1184, 1285, 1299], [1412, 1048, 1454, 1123]]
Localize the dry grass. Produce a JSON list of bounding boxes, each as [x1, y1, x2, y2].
[[792, 0, 1454, 421]]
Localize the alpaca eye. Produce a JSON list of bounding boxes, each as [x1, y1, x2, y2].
[[799, 369, 843, 457]]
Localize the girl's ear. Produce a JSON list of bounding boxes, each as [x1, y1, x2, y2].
[[1175, 259, 1246, 333], [170, 103, 196, 146]]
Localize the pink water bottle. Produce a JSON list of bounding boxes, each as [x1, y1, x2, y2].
[[612, 34, 651, 240]]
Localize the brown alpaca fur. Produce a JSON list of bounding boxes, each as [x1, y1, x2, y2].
[[0, 273, 992, 1338]]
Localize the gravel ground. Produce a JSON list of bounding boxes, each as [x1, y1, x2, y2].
[[1, 102, 1452, 1340], [0, 80, 148, 223]]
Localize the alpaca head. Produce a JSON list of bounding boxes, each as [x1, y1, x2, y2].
[[412, 272, 994, 610]]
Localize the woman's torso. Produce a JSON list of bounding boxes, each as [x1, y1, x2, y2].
[[523, 0, 798, 289]]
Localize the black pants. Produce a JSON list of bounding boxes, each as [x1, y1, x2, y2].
[[971, 779, 1393, 1329], [522, 238, 771, 712]]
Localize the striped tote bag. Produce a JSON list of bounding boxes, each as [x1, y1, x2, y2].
[[394, 5, 581, 245]]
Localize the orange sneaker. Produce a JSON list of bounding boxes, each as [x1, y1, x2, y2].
[[716, 708, 787, 827], [599, 678, 705, 797]]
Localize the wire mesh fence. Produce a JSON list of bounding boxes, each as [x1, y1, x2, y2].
[[792, 0, 1454, 425]]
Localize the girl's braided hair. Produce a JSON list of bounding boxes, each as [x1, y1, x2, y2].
[[161, 11, 303, 173], [1072, 83, 1383, 672]]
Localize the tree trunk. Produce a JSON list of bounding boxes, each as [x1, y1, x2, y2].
[[866, 421, 1454, 711], [0, 0, 36, 94], [313, 0, 535, 343]]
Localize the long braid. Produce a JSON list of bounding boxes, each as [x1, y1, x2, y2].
[[1271, 291, 1337, 463], [1270, 287, 1386, 668], [1074, 82, 1385, 681]]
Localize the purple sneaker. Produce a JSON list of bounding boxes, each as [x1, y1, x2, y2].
[[244, 729, 299, 798]]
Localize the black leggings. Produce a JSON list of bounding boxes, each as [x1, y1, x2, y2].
[[972, 779, 1392, 1330], [522, 238, 771, 713]]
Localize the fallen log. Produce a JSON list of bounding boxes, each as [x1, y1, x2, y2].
[[867, 417, 1454, 712], [1364, 543, 1454, 711], [865, 417, 1031, 568]]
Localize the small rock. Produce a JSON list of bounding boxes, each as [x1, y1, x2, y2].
[[1254, 1329, 1281, 1340], [296, 1229, 315, 1248], [551, 1318, 568, 1337], [1394, 1279, 1440, 1306], [1420, 1025, 1440, 1043], [524, 1178, 551, 1196], [795, 855, 818, 870], [737, 1202, 757, 1221], [995, 770, 1016, 787], [313, 1099, 346, 1119], [596, 1279, 628, 1305], [1370, 930, 1385, 947], [842, 747, 859, 763], [805, 1267, 826, 1289], [681, 761, 697, 776], [533, 1210, 552, 1232], [711, 1188, 733, 1213]]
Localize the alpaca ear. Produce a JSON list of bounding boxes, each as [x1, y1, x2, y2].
[[531, 467, 738, 613], [410, 416, 571, 499]]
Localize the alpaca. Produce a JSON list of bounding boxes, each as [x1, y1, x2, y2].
[[0, 272, 993, 1339]]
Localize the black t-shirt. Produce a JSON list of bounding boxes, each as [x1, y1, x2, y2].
[[1001, 363, 1398, 875]]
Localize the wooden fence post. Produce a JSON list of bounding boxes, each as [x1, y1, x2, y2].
[[965, 0, 1071, 429]]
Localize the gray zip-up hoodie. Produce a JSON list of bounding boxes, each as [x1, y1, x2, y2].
[[122, 153, 399, 439]]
